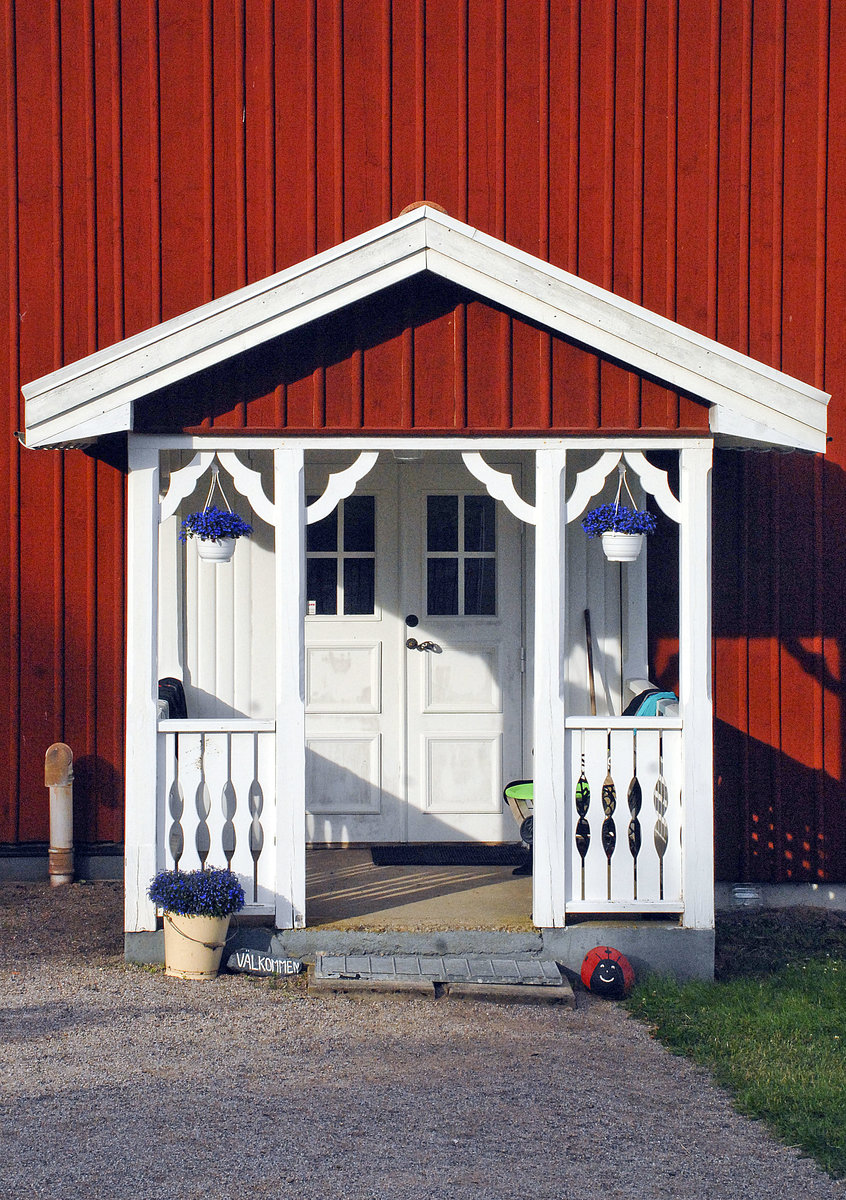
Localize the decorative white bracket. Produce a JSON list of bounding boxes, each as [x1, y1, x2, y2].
[[159, 450, 277, 524], [565, 450, 680, 526], [461, 451, 537, 525], [305, 451, 380, 525]]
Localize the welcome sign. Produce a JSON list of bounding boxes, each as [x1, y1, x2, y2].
[[226, 949, 304, 977]]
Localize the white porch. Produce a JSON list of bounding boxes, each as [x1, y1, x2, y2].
[[123, 434, 713, 936]]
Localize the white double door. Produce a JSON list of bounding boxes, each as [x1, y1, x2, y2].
[[304, 453, 524, 844]]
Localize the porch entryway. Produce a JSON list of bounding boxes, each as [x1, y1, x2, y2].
[[304, 451, 525, 845]]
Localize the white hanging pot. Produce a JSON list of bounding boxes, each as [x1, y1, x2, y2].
[[601, 531, 643, 562], [196, 536, 237, 563]]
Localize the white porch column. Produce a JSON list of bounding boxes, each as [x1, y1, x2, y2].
[[274, 447, 307, 928], [679, 444, 714, 929], [533, 448, 568, 927], [124, 438, 160, 932]]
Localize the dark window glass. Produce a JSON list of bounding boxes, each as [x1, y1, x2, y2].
[[464, 495, 496, 552], [343, 559, 375, 615], [464, 558, 496, 616], [306, 498, 337, 552], [427, 495, 459, 551], [428, 558, 459, 615], [343, 495, 375, 552], [306, 559, 337, 615]]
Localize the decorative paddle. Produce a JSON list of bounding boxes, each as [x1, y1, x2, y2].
[[575, 731, 591, 900], [627, 730, 642, 899], [653, 728, 669, 900], [601, 730, 617, 900]]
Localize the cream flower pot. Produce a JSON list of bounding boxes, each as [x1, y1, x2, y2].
[[601, 531, 644, 562], [163, 912, 231, 980], [196, 536, 237, 563]]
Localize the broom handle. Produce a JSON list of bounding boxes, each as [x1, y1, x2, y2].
[[585, 609, 597, 717]]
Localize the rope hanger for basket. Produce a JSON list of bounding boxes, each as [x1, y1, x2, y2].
[[203, 462, 233, 514], [613, 463, 638, 514]]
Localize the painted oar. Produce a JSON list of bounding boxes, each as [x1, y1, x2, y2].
[[653, 728, 669, 900], [601, 730, 617, 901], [627, 730, 642, 899]]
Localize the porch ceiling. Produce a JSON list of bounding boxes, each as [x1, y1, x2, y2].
[[21, 206, 829, 452]]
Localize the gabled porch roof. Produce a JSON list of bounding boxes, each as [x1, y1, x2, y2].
[[22, 206, 829, 452]]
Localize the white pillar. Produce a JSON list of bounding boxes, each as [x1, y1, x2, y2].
[[274, 447, 307, 928], [532, 448, 568, 927], [124, 438, 160, 933], [679, 444, 714, 929]]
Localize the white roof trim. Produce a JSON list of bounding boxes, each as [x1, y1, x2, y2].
[[22, 206, 829, 451]]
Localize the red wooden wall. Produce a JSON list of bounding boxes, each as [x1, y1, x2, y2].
[[1, 1, 843, 884]]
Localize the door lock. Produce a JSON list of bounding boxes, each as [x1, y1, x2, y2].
[[406, 637, 419, 650]]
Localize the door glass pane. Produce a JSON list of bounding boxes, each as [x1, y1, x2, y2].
[[465, 495, 496, 552], [344, 495, 375, 552], [427, 495, 458, 551], [306, 559, 337, 614], [343, 558, 375, 615], [464, 558, 496, 616], [306, 498, 338, 552], [428, 559, 459, 615]]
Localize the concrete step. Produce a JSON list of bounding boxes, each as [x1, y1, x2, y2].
[[307, 952, 575, 1006]]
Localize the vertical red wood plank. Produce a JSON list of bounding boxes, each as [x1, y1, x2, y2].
[[550, 341, 600, 432], [822, 2, 846, 880], [121, 0, 162, 337], [0, 0, 18, 841], [390, 0, 419, 213], [412, 302, 458, 429], [276, 0, 314, 267], [15, 0, 64, 841], [422, 0, 463, 216], [212, 0, 246, 299], [158, 0, 213, 322], [466, 0, 503, 233], [314, 0, 342, 250], [245, 0, 275, 284], [465, 300, 509, 430], [640, 0, 678, 427], [776, 1, 827, 882], [343, 0, 387, 235]]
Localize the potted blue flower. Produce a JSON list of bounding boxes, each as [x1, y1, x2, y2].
[[179, 505, 253, 563], [581, 502, 657, 562], [148, 865, 245, 980]]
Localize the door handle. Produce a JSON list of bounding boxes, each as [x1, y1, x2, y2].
[[418, 640, 441, 652], [406, 637, 419, 650]]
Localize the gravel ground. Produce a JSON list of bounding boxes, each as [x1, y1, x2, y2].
[[1, 880, 843, 1200]]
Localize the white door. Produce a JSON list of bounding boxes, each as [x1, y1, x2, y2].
[[304, 453, 523, 843]]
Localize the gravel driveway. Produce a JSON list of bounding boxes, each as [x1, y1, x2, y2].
[[1, 880, 843, 1200]]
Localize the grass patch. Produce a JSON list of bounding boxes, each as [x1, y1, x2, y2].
[[627, 907, 846, 1180]]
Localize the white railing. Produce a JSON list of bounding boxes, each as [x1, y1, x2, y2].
[[157, 719, 276, 913], [564, 717, 683, 915]]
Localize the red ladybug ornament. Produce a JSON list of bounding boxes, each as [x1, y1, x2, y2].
[[581, 946, 635, 999]]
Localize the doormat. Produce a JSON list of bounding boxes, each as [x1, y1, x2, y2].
[[371, 844, 526, 867]]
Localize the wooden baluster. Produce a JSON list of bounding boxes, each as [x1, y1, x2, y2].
[[601, 731, 617, 901], [574, 730, 591, 901], [627, 731, 642, 899]]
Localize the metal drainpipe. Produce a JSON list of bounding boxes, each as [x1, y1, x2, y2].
[[45, 743, 74, 886]]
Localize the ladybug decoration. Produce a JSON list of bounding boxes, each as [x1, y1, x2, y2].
[[580, 946, 635, 999]]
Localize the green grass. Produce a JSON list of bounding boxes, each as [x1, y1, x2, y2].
[[627, 908, 846, 1180]]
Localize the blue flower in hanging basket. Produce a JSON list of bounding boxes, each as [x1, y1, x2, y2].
[[148, 866, 246, 917], [179, 505, 253, 543], [581, 503, 657, 538]]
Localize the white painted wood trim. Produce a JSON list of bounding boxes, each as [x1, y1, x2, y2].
[[305, 451, 380, 524], [623, 451, 682, 524], [157, 719, 276, 733], [564, 452, 622, 524], [564, 716, 683, 730], [130, 433, 716, 452], [160, 451, 215, 522], [274, 447, 307, 928], [678, 445, 715, 930], [532, 449, 569, 928], [23, 208, 827, 452], [460, 451, 537, 524], [217, 451, 277, 525], [124, 439, 161, 932]]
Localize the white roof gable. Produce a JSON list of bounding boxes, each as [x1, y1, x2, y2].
[[22, 206, 829, 451]]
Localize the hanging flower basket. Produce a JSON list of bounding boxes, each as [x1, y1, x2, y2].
[[179, 466, 253, 564], [581, 468, 656, 563], [148, 866, 245, 981]]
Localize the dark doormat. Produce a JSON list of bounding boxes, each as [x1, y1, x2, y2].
[[371, 843, 526, 867]]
